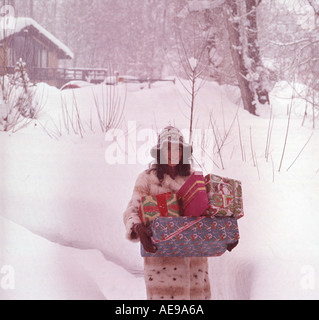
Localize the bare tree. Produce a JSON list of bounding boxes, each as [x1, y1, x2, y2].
[[173, 8, 210, 144]]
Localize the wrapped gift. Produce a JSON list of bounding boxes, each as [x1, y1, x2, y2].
[[141, 216, 239, 257], [205, 174, 244, 219], [177, 171, 209, 217], [139, 192, 180, 226]]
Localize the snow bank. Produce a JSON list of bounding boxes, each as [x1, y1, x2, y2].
[[0, 215, 146, 300], [0, 216, 99, 299]]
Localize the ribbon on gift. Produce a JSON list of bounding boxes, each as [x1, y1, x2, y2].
[[152, 216, 206, 244], [141, 193, 171, 216], [155, 193, 172, 217], [139, 193, 180, 226]]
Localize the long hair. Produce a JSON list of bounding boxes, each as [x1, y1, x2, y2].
[[148, 148, 192, 182]]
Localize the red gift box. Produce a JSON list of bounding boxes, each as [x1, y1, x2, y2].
[[177, 171, 209, 217], [139, 192, 180, 226]]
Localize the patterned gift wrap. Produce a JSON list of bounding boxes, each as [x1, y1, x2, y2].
[[177, 171, 209, 217], [141, 216, 239, 257], [205, 174, 244, 219], [139, 192, 180, 226]]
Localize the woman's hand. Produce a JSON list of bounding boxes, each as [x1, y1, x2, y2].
[[133, 223, 157, 253], [227, 240, 239, 252]]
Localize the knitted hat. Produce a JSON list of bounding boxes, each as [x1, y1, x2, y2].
[[150, 126, 192, 160]]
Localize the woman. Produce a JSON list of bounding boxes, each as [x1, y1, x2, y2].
[[123, 126, 211, 300]]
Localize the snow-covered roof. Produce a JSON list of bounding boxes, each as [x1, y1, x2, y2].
[[0, 17, 74, 59]]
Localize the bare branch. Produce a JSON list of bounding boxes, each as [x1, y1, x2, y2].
[[286, 132, 314, 171]]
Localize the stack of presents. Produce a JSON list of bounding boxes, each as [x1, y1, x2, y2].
[[139, 172, 244, 257]]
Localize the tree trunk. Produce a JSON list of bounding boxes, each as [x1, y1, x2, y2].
[[225, 0, 256, 115], [246, 0, 270, 105]]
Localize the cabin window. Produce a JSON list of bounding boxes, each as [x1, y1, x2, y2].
[[35, 47, 48, 68]]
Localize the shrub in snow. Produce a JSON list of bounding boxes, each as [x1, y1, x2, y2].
[[0, 59, 39, 132], [12, 59, 30, 93]]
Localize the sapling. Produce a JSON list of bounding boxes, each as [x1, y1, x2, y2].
[[236, 114, 246, 162], [278, 99, 293, 172], [265, 105, 275, 162], [249, 126, 257, 167], [286, 132, 313, 172], [72, 91, 84, 138], [93, 83, 126, 133]]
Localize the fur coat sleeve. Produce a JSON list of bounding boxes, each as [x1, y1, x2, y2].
[[123, 171, 150, 242]]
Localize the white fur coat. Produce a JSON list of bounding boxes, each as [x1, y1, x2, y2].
[[123, 166, 211, 300]]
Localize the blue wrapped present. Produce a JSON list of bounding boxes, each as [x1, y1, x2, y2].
[[141, 216, 239, 257]]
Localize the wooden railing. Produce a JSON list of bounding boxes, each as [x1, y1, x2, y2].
[[0, 67, 108, 83], [32, 67, 109, 83], [0, 66, 176, 87]]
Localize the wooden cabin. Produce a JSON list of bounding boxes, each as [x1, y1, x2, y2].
[[0, 17, 75, 88]]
